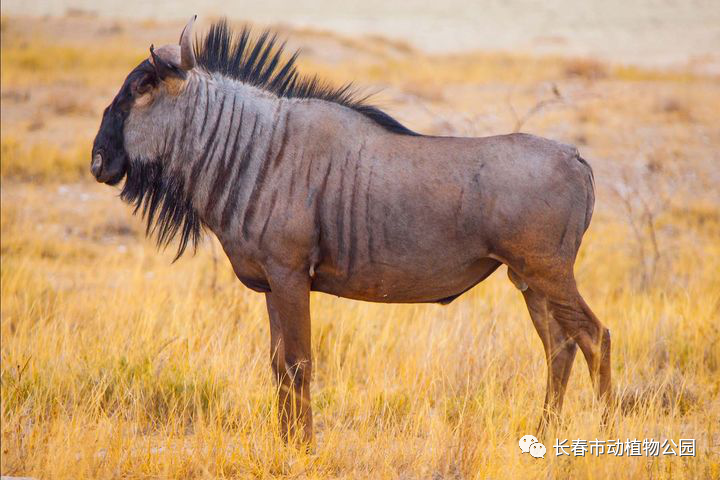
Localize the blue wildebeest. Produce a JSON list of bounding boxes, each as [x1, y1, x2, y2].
[[91, 16, 612, 443]]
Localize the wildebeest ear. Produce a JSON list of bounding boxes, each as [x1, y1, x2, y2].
[[133, 69, 158, 96], [149, 44, 186, 81]]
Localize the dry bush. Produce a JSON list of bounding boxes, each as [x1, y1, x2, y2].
[[608, 152, 694, 291], [506, 82, 566, 132], [563, 58, 608, 80], [655, 97, 694, 122]]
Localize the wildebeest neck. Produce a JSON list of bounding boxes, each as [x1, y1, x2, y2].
[[121, 74, 290, 251]]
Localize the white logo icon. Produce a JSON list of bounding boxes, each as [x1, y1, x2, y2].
[[519, 434, 545, 459], [530, 441, 546, 458], [519, 434, 539, 453]]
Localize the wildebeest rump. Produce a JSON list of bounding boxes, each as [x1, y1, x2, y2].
[[91, 16, 613, 443]]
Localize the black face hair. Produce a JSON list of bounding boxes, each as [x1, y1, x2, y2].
[[92, 60, 158, 185], [120, 159, 202, 261], [194, 19, 420, 136]]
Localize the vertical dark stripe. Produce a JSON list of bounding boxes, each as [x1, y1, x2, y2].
[[258, 188, 278, 243], [204, 93, 239, 217], [303, 146, 313, 189], [200, 81, 211, 128], [177, 79, 200, 155], [346, 152, 361, 274], [335, 151, 350, 266], [220, 113, 259, 230], [187, 90, 227, 194], [164, 125, 177, 161], [229, 102, 246, 161], [240, 127, 271, 239], [314, 157, 333, 259], [365, 163, 375, 263], [271, 110, 291, 169], [289, 145, 305, 200], [241, 108, 290, 239], [217, 93, 238, 166], [318, 158, 332, 194]]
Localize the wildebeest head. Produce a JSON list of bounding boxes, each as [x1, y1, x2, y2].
[[90, 16, 197, 184]]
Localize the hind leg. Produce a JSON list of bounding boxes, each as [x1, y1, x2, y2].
[[546, 293, 611, 401], [512, 263, 613, 425], [544, 286, 613, 423], [510, 270, 578, 433], [526, 290, 578, 434]]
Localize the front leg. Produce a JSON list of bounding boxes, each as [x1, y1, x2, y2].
[[264, 268, 313, 445]]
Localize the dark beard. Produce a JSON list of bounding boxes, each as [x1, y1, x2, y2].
[[120, 159, 202, 261]]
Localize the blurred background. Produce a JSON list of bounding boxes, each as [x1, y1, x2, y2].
[[1, 2, 719, 479], [4, 0, 720, 70]]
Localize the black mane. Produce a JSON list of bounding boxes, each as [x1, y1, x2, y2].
[[194, 19, 419, 136], [120, 159, 202, 261]]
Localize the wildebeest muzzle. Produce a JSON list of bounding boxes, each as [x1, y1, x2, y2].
[[91, 104, 129, 185]]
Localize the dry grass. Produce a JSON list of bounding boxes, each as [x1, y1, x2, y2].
[[2, 16, 719, 479], [0, 138, 91, 181]]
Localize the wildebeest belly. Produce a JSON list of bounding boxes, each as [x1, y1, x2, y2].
[[311, 256, 500, 303]]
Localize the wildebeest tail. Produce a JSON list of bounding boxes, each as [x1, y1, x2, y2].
[[575, 152, 595, 233]]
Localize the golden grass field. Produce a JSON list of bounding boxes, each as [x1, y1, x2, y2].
[[1, 14, 720, 479]]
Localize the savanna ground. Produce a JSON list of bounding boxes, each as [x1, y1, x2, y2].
[[1, 13, 719, 479]]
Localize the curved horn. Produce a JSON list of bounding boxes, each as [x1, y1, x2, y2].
[[179, 15, 197, 70]]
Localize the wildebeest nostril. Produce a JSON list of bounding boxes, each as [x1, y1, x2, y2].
[[91, 153, 103, 178]]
